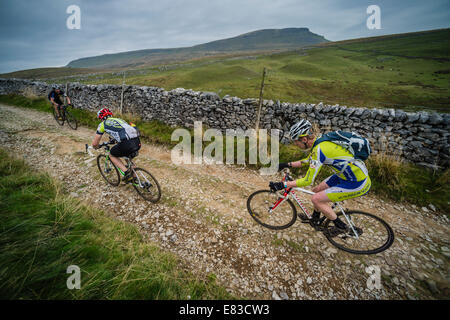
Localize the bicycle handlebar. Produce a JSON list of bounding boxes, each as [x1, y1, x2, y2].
[[281, 168, 294, 182], [99, 139, 116, 148]]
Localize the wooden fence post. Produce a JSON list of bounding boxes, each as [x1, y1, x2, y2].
[[255, 67, 266, 132], [120, 71, 126, 115], [64, 82, 68, 104]]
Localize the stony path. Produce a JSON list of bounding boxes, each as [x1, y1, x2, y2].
[[0, 103, 449, 300]]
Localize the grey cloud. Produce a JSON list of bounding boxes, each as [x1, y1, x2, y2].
[[0, 0, 449, 73]]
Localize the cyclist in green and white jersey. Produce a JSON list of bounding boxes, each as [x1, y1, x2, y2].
[[91, 108, 141, 183]]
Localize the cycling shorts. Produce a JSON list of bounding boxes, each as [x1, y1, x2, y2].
[[323, 174, 371, 202], [110, 137, 141, 158]]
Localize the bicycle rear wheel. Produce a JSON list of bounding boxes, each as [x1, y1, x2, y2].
[[132, 167, 161, 203], [97, 155, 120, 186], [323, 210, 394, 255], [52, 106, 64, 126], [247, 190, 297, 230], [65, 109, 78, 130]]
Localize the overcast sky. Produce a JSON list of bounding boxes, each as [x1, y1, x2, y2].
[[0, 0, 449, 73]]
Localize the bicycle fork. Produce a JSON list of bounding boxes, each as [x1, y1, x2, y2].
[[270, 189, 313, 219], [104, 155, 114, 173], [269, 190, 291, 213], [122, 160, 151, 189]]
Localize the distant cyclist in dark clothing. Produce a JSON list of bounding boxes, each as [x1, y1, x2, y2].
[[48, 87, 72, 120]]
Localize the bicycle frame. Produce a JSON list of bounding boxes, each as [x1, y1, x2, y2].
[[56, 104, 67, 116], [270, 184, 360, 239], [102, 147, 129, 174], [104, 148, 151, 189]]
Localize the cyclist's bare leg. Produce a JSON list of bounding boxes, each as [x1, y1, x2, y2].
[[53, 104, 61, 117], [312, 180, 330, 193], [311, 191, 337, 220], [311, 181, 330, 214], [109, 155, 127, 172]]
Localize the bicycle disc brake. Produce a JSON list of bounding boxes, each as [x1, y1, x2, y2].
[[142, 182, 153, 189], [346, 226, 363, 238]]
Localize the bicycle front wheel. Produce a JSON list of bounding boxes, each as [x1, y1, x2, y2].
[[247, 190, 297, 230], [323, 210, 394, 255], [65, 109, 78, 130], [132, 168, 161, 203], [97, 155, 120, 186]]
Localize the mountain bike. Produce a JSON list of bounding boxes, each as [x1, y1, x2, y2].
[[87, 140, 161, 203], [247, 169, 394, 255], [52, 104, 78, 130]]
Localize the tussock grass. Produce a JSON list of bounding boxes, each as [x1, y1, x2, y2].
[[367, 152, 404, 186], [0, 148, 233, 299], [367, 153, 449, 212]]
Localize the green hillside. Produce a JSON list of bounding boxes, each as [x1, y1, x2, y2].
[[66, 28, 328, 68], [0, 67, 105, 80], [1, 28, 448, 112], [70, 28, 449, 112]]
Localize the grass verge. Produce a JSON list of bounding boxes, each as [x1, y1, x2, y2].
[[0, 147, 233, 299]]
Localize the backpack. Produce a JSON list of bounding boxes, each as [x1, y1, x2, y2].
[[48, 89, 65, 101], [129, 122, 141, 138], [312, 130, 371, 161]]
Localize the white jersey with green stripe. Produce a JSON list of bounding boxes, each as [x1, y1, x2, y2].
[[295, 140, 369, 188], [96, 117, 139, 143]]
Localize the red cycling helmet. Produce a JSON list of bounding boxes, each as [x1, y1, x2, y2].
[[97, 108, 113, 120]]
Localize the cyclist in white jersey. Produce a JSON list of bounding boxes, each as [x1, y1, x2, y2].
[[91, 108, 141, 182]]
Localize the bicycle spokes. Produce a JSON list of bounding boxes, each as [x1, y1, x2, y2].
[[247, 187, 394, 254], [324, 211, 394, 255], [97, 154, 120, 186], [341, 213, 360, 240], [131, 167, 161, 202], [269, 194, 287, 212], [247, 190, 297, 230]]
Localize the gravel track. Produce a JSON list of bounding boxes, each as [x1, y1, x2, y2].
[[0, 103, 448, 300]]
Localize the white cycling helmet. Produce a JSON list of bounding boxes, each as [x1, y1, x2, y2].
[[289, 119, 312, 140]]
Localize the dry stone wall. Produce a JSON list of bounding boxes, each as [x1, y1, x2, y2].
[[1, 78, 448, 168]]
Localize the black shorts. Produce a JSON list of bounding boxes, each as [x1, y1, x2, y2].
[[110, 138, 141, 157]]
